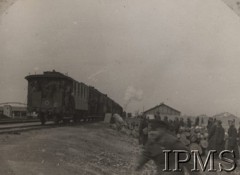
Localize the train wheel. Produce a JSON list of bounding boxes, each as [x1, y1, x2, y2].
[[73, 116, 78, 123], [63, 119, 70, 124], [54, 115, 60, 125], [40, 114, 46, 125]]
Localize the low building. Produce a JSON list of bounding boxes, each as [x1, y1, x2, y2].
[[0, 103, 27, 118], [143, 103, 181, 120]]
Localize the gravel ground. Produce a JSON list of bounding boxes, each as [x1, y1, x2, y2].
[[0, 122, 239, 175]]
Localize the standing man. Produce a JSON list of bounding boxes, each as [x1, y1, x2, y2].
[[187, 117, 192, 128], [237, 122, 240, 146], [174, 117, 180, 134], [200, 117, 204, 126], [179, 117, 185, 127], [138, 115, 148, 146], [207, 117, 213, 133], [155, 111, 161, 120], [195, 117, 200, 126], [164, 116, 169, 125], [215, 120, 225, 154], [228, 120, 239, 161], [135, 120, 200, 174], [208, 119, 217, 151]]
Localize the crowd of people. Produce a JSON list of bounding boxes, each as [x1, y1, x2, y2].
[[138, 114, 202, 145], [136, 114, 240, 174], [137, 115, 200, 174]]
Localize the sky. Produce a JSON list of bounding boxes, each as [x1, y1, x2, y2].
[[1, 0, 240, 116]]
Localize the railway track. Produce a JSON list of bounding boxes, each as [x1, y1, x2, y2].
[[0, 119, 39, 125], [0, 122, 56, 135], [0, 118, 104, 135]]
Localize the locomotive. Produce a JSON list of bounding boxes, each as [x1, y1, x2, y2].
[[25, 70, 123, 124]]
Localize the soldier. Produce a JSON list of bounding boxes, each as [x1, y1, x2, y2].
[[195, 117, 200, 126], [228, 120, 239, 161], [168, 119, 175, 133], [135, 120, 200, 174], [164, 116, 169, 124], [179, 117, 185, 127], [208, 119, 217, 151], [155, 112, 161, 121], [215, 120, 225, 154], [207, 117, 213, 133], [237, 122, 240, 146], [187, 117, 192, 128], [173, 117, 180, 134], [201, 117, 204, 126], [138, 115, 148, 146]]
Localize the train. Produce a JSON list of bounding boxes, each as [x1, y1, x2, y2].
[[25, 70, 123, 124]]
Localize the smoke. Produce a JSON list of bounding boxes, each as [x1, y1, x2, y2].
[[124, 86, 143, 110], [0, 0, 17, 16]]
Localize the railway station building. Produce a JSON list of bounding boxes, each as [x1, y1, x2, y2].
[[0, 103, 27, 119], [143, 103, 181, 120]]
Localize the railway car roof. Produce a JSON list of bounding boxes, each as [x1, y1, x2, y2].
[[25, 70, 123, 108], [25, 70, 73, 81]]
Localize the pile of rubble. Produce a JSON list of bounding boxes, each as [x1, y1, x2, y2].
[[108, 114, 140, 138]]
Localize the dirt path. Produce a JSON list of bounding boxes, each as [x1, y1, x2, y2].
[[0, 122, 239, 175], [0, 123, 142, 175]]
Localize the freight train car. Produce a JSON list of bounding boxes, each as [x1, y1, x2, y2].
[[25, 70, 123, 124]]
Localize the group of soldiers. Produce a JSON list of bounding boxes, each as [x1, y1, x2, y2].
[[137, 115, 200, 174], [137, 114, 240, 174], [138, 114, 202, 145], [207, 117, 240, 160]]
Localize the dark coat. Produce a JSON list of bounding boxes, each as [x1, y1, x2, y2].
[[139, 119, 148, 135], [208, 123, 217, 150], [238, 127, 240, 145], [174, 120, 180, 134], [207, 120, 213, 133], [195, 117, 200, 126], [228, 125, 239, 159], [139, 119, 148, 145], [187, 119, 191, 128], [179, 120, 185, 127], [215, 125, 225, 153]]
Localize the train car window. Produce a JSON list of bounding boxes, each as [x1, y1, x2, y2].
[[73, 82, 75, 95], [81, 84, 83, 98], [72, 82, 74, 95], [76, 83, 78, 95], [83, 86, 85, 99], [75, 82, 77, 95], [86, 87, 88, 99], [77, 83, 80, 96], [76, 83, 78, 96]]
